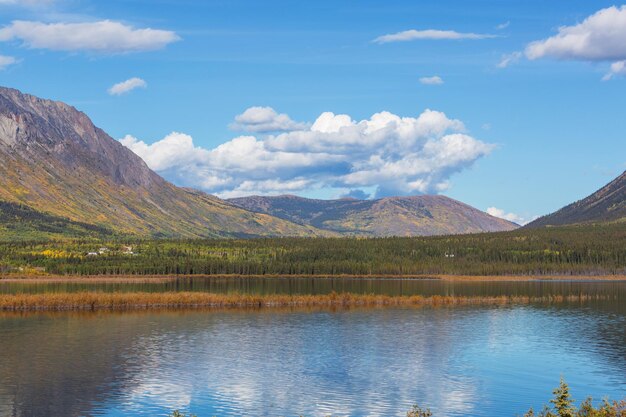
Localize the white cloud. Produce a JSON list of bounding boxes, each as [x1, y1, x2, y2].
[[0, 20, 179, 53], [230, 106, 308, 132], [108, 77, 147, 96], [121, 108, 494, 199], [487, 207, 537, 226], [525, 5, 626, 66], [0, 54, 17, 70], [523, 6, 626, 80], [0, 0, 53, 5], [497, 51, 522, 68], [496, 21, 510, 30], [602, 60, 626, 81], [374, 29, 496, 44], [120, 132, 203, 171], [419, 75, 444, 85]]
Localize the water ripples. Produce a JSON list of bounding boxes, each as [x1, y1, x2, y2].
[[0, 300, 624, 416]]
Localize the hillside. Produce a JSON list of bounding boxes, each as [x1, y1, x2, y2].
[[527, 171, 626, 228], [0, 87, 326, 238], [0, 201, 114, 241], [228, 194, 518, 236]]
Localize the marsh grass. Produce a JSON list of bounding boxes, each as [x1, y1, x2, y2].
[[0, 291, 615, 311]]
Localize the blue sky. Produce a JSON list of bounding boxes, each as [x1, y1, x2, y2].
[[1, 0, 625, 224]]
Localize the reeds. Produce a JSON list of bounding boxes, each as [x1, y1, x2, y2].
[[0, 291, 615, 311]]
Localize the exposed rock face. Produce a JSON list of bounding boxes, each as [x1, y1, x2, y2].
[[228, 194, 519, 236], [526, 171, 626, 228], [0, 87, 325, 238], [0, 87, 158, 189]]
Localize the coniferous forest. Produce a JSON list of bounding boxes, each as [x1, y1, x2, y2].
[[1, 222, 624, 276]]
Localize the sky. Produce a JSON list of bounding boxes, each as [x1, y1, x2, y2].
[[1, 0, 625, 224]]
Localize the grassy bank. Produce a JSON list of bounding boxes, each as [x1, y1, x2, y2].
[[0, 291, 617, 311]]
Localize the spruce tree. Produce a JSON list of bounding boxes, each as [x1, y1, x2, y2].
[[551, 377, 576, 417]]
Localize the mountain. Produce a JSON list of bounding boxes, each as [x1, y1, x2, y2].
[[0, 86, 517, 239], [228, 194, 519, 236], [526, 171, 626, 228], [0, 87, 326, 238]]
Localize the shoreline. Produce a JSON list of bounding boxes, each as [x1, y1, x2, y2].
[[1, 273, 625, 283], [0, 292, 618, 312]]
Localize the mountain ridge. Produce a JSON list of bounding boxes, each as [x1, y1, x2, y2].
[[526, 171, 626, 228], [228, 194, 518, 236]]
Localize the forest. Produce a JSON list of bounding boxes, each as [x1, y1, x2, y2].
[[1, 221, 625, 276]]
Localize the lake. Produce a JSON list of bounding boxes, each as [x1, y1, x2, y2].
[[0, 279, 624, 416]]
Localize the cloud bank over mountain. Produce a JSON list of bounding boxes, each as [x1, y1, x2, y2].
[[121, 108, 494, 199]]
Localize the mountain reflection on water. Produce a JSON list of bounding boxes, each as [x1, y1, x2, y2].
[[0, 283, 624, 417]]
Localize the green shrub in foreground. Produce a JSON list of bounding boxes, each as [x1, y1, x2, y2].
[[524, 378, 625, 417]]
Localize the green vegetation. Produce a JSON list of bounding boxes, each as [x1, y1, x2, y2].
[[524, 378, 626, 417], [0, 201, 114, 242], [406, 404, 433, 417], [169, 412, 197, 417], [1, 222, 625, 276]]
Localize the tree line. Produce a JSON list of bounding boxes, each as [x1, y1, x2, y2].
[[1, 222, 625, 276]]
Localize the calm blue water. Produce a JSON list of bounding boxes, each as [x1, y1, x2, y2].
[[0, 297, 624, 416]]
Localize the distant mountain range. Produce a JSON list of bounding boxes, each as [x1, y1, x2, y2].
[[526, 171, 626, 228], [0, 86, 518, 238], [229, 195, 518, 236]]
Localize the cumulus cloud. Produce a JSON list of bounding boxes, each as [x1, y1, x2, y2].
[[602, 60, 626, 81], [121, 109, 494, 198], [0, 20, 180, 53], [419, 75, 444, 85], [525, 6, 626, 61], [487, 207, 537, 226], [341, 189, 371, 200], [120, 133, 203, 171], [108, 77, 147, 95], [497, 51, 522, 68], [374, 29, 496, 44], [230, 106, 309, 132], [0, 54, 17, 70]]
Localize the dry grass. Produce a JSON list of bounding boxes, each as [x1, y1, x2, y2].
[[0, 291, 616, 311]]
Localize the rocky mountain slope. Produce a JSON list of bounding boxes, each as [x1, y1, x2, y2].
[[526, 171, 626, 228], [228, 194, 519, 236], [0, 87, 326, 238]]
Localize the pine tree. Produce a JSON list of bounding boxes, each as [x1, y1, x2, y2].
[[551, 377, 576, 417]]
